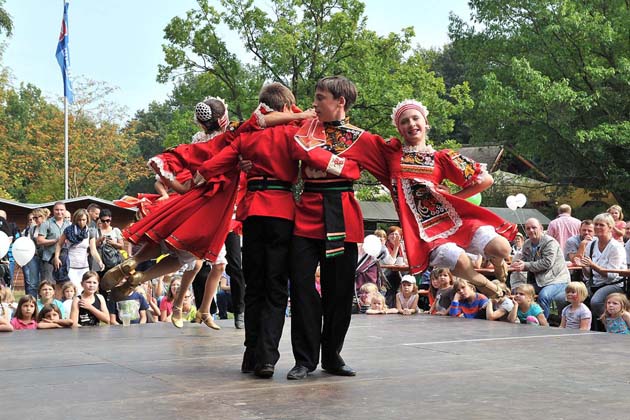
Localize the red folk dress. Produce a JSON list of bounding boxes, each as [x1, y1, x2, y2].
[[122, 121, 250, 262], [299, 136, 517, 274]]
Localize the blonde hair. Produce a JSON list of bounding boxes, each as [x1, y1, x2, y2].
[[61, 282, 76, 300], [565, 282, 588, 302], [0, 285, 15, 304], [607, 205, 624, 221], [453, 277, 475, 293], [601, 293, 630, 321], [515, 284, 535, 300], [593, 212, 615, 229], [359, 282, 379, 295], [370, 293, 388, 309]]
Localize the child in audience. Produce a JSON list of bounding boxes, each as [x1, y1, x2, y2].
[[70, 271, 110, 326], [486, 282, 514, 322], [182, 289, 197, 322], [37, 304, 74, 329], [0, 284, 16, 319], [396, 275, 419, 315], [429, 268, 454, 315], [37, 280, 67, 319], [108, 282, 149, 325], [449, 278, 488, 319], [508, 284, 548, 326], [600, 292, 630, 334], [559, 282, 591, 330], [366, 294, 397, 314], [160, 277, 181, 322], [357, 282, 380, 313], [61, 282, 77, 320], [10, 295, 38, 330], [0, 289, 13, 332]]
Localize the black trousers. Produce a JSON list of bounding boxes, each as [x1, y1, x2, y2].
[[225, 231, 245, 315], [242, 216, 293, 366], [289, 236, 358, 371]]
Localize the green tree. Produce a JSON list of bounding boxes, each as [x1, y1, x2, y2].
[[449, 0, 630, 207], [0, 0, 13, 36], [158, 0, 473, 199]]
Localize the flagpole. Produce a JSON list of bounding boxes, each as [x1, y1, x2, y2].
[[64, 95, 69, 199]]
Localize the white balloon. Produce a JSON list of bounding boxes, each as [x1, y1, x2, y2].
[[506, 195, 519, 211], [362, 234, 383, 258], [515, 193, 527, 208], [12, 237, 36, 266], [0, 231, 9, 259]]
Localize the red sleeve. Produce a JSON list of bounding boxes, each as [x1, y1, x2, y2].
[[439, 149, 487, 188], [198, 137, 242, 180]]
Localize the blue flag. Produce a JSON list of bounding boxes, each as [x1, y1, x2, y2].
[[55, 0, 73, 104]]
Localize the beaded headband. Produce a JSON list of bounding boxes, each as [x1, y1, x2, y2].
[[391, 99, 429, 131]]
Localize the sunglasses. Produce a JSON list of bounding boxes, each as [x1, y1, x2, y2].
[[100, 219, 111, 223]]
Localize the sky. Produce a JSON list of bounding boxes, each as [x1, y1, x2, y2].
[[3, 0, 471, 121]]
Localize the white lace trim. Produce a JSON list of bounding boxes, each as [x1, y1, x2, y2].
[[401, 178, 463, 242], [148, 156, 175, 182], [253, 102, 274, 128], [191, 130, 222, 144]]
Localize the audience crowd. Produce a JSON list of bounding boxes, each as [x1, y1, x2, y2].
[[1, 203, 630, 335]]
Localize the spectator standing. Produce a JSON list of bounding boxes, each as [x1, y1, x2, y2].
[[607, 205, 625, 242], [547, 204, 581, 251], [38, 202, 71, 285], [53, 209, 104, 296], [510, 218, 570, 318], [86, 203, 101, 230], [23, 209, 46, 296], [0, 209, 21, 285]]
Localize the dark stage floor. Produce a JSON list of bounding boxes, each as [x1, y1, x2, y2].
[[2, 314, 630, 420]]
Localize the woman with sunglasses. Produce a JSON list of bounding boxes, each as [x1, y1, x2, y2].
[[96, 209, 124, 253]]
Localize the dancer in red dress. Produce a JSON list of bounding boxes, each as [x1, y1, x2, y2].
[[295, 99, 516, 297]]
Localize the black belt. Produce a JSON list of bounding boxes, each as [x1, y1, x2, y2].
[[303, 181, 354, 193], [247, 179, 292, 192]]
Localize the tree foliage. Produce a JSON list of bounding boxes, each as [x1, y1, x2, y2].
[[0, 78, 146, 202], [448, 0, 630, 207]]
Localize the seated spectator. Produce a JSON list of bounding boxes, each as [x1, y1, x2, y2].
[[11, 295, 38, 330], [428, 268, 454, 315], [357, 282, 379, 313], [0, 283, 16, 319], [510, 218, 569, 318], [366, 294, 397, 314], [449, 278, 488, 319], [564, 220, 594, 263], [580, 213, 627, 324], [216, 272, 232, 319], [108, 282, 149, 325], [182, 289, 197, 322], [37, 280, 68, 319], [396, 275, 419, 315], [160, 276, 181, 322], [486, 282, 514, 322], [559, 282, 591, 330], [508, 284, 548, 326], [383, 226, 407, 307], [600, 293, 630, 334], [61, 282, 77, 320], [37, 304, 74, 329], [141, 280, 161, 323], [70, 271, 110, 326], [0, 289, 13, 332]]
